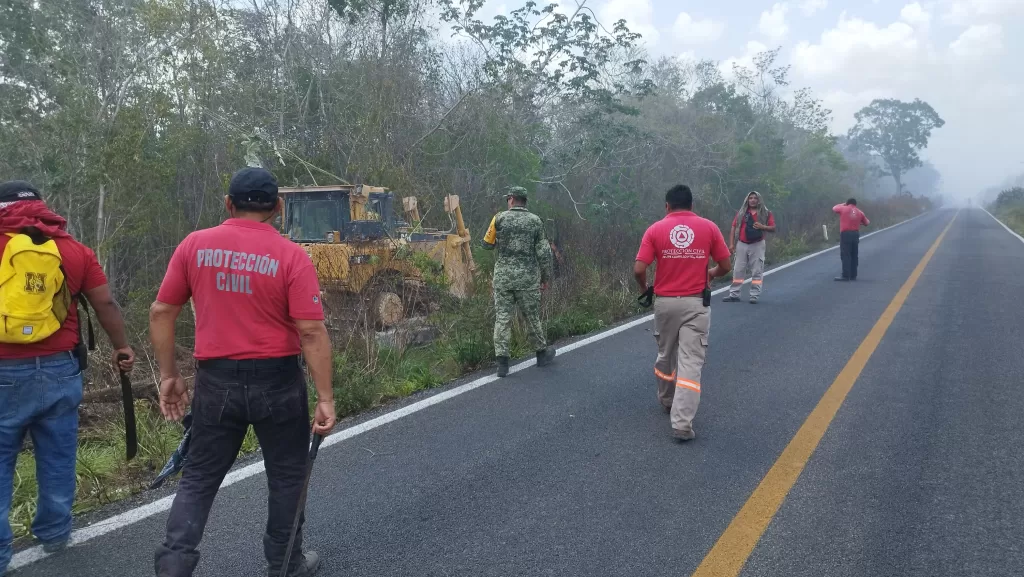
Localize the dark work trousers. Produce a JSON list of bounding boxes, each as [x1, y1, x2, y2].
[[840, 230, 860, 280], [155, 358, 310, 577]]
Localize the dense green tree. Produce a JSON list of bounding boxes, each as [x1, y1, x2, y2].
[[848, 98, 945, 196]]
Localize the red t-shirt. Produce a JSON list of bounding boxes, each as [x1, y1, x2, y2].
[[0, 236, 108, 359], [732, 209, 776, 244], [833, 204, 869, 232], [636, 211, 730, 297], [156, 219, 324, 360]]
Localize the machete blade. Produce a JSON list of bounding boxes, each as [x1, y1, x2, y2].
[[118, 353, 138, 461]]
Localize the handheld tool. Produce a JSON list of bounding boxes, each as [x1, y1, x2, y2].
[[117, 353, 138, 461], [279, 433, 324, 577], [638, 286, 654, 308]]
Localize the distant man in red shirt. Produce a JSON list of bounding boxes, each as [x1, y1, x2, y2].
[[833, 198, 869, 281], [150, 168, 336, 577], [724, 191, 775, 304], [634, 185, 731, 441], [0, 181, 134, 575]]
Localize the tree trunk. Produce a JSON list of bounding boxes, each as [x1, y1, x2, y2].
[[96, 183, 108, 274], [892, 171, 904, 196], [381, 6, 388, 60]]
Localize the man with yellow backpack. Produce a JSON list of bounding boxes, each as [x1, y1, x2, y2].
[[0, 181, 134, 576]]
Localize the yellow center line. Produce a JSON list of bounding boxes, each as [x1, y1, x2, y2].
[[690, 210, 959, 577]]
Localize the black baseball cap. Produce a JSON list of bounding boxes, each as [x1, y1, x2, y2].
[[0, 180, 43, 203], [228, 167, 279, 204]]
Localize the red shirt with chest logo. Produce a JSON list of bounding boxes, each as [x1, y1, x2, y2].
[[156, 218, 324, 360], [636, 211, 730, 297]]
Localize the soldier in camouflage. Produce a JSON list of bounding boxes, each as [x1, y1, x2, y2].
[[482, 186, 556, 377]]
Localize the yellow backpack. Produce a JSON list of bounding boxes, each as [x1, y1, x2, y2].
[[0, 232, 72, 343]]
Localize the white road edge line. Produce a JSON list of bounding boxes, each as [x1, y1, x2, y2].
[[8, 209, 928, 570], [981, 207, 1024, 244]]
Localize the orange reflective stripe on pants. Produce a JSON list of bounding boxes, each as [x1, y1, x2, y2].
[[676, 378, 701, 392], [654, 367, 675, 382]]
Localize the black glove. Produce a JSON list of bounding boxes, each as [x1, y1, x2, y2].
[[637, 286, 654, 308]]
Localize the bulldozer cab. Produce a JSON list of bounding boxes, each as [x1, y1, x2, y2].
[[280, 185, 397, 243]]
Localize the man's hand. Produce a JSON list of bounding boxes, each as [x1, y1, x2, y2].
[[159, 374, 190, 422], [753, 222, 766, 230], [113, 347, 135, 373], [729, 243, 736, 254], [313, 399, 336, 435]]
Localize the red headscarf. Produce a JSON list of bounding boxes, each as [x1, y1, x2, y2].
[[0, 200, 71, 238]]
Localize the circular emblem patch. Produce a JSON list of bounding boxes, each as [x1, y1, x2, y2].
[[669, 225, 695, 249]]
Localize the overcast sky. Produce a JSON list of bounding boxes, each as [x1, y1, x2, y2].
[[477, 0, 1024, 198]]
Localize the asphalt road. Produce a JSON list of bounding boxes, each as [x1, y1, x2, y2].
[[15, 208, 1023, 577]]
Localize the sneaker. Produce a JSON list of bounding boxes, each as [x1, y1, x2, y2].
[[749, 298, 758, 304], [722, 295, 740, 303], [270, 551, 321, 577], [834, 277, 849, 282], [496, 356, 510, 378], [42, 539, 69, 554], [536, 347, 556, 367], [672, 428, 696, 442]]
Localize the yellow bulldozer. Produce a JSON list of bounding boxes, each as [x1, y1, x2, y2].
[[278, 184, 475, 330]]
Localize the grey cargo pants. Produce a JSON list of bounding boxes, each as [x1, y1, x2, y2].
[[653, 296, 710, 433], [729, 239, 766, 300]]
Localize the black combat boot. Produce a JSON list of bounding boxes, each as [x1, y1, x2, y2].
[[536, 347, 556, 367], [269, 551, 320, 577], [496, 356, 510, 377]]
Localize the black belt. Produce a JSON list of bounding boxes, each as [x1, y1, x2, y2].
[[197, 355, 300, 371], [0, 351, 75, 367]]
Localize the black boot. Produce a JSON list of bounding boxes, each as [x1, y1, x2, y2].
[[496, 356, 510, 377], [536, 347, 556, 367], [269, 551, 321, 577]]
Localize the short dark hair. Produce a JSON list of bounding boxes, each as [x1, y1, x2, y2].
[[231, 198, 278, 213], [665, 185, 693, 210], [846, 198, 857, 206]]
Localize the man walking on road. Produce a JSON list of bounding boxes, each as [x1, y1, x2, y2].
[[833, 198, 869, 281], [482, 186, 555, 378], [723, 191, 775, 304], [150, 168, 336, 577], [0, 181, 135, 576], [634, 185, 731, 441]]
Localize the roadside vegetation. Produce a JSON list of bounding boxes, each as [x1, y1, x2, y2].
[[990, 187, 1024, 235], [1, 0, 937, 537]]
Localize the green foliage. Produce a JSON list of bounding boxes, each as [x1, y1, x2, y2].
[[994, 187, 1024, 208], [993, 187, 1024, 236], [848, 98, 945, 194], [446, 332, 492, 371]]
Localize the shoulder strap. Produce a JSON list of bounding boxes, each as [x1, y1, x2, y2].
[[79, 295, 95, 351], [59, 262, 96, 351]]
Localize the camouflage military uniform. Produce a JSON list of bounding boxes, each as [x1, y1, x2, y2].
[[483, 204, 552, 358]]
